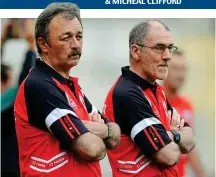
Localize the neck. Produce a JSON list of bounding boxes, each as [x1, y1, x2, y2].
[[41, 56, 70, 79], [163, 83, 178, 100], [129, 64, 155, 84]]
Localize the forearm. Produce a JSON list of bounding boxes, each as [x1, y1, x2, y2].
[[83, 121, 121, 150], [178, 127, 195, 154], [104, 122, 121, 150], [152, 141, 181, 166], [188, 148, 207, 177], [71, 132, 106, 161]]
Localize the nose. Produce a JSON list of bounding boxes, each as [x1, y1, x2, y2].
[[161, 48, 172, 61], [70, 36, 81, 49]]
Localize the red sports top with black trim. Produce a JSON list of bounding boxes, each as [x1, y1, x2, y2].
[[167, 95, 194, 177], [103, 66, 179, 177], [14, 59, 101, 177]]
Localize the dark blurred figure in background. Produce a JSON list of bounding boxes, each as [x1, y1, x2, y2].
[[1, 19, 36, 177], [1, 64, 13, 94], [18, 19, 37, 85], [163, 51, 207, 177], [1, 19, 22, 57], [1, 64, 20, 177], [1, 19, 36, 84]]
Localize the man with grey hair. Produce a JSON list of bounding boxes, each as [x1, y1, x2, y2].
[[14, 2, 120, 177], [103, 20, 195, 177]]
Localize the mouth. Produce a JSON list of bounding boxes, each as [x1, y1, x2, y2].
[[69, 55, 80, 59], [158, 65, 168, 67]]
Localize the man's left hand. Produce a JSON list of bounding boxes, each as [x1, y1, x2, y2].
[[168, 109, 184, 130], [89, 112, 105, 123]]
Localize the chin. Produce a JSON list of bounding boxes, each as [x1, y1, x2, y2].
[[157, 73, 168, 81], [69, 59, 79, 67]]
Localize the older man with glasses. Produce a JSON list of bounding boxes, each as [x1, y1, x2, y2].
[[102, 20, 195, 177]]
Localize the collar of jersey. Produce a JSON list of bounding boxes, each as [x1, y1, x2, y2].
[[35, 59, 71, 84], [121, 66, 158, 90]]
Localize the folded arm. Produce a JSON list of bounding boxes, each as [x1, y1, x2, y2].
[[167, 105, 195, 154], [83, 94, 121, 150], [82, 113, 121, 150], [46, 111, 107, 162], [25, 81, 106, 162], [177, 126, 195, 153], [119, 87, 181, 166], [71, 132, 106, 161]]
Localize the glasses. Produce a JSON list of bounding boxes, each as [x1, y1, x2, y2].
[[136, 44, 178, 54]]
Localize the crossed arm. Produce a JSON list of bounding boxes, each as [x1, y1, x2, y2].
[[153, 127, 195, 166], [68, 109, 121, 162], [50, 111, 121, 162], [82, 112, 121, 150], [152, 109, 195, 166], [26, 80, 120, 162], [167, 109, 195, 154], [117, 87, 195, 167]]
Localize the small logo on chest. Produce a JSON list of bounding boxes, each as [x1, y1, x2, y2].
[[70, 100, 77, 110], [79, 95, 86, 109], [152, 106, 160, 118], [65, 92, 77, 110]]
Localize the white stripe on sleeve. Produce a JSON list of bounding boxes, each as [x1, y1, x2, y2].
[[45, 108, 78, 129], [130, 117, 162, 141]]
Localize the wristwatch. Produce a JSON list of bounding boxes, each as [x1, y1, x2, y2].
[[171, 130, 181, 144], [105, 124, 113, 140]]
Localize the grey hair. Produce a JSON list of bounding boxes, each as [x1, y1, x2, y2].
[[129, 20, 170, 60], [129, 20, 170, 48], [35, 2, 82, 55], [129, 21, 150, 48]]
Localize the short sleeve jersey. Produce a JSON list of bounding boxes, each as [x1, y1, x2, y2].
[[103, 66, 179, 177], [14, 59, 101, 177]]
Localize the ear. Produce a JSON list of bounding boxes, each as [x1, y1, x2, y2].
[[37, 37, 49, 53], [130, 44, 140, 62]]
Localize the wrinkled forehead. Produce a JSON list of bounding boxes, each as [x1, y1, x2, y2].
[[49, 14, 82, 35], [144, 27, 174, 46]]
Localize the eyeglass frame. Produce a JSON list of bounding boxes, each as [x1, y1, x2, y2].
[[135, 43, 178, 54]]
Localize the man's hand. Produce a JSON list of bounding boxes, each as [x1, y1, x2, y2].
[[82, 112, 108, 139], [90, 112, 105, 123], [168, 109, 195, 154], [82, 120, 108, 139], [85, 112, 120, 150], [168, 109, 184, 130]]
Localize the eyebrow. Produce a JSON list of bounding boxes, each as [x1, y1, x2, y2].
[[156, 43, 174, 46], [77, 31, 83, 35], [60, 31, 83, 36]]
